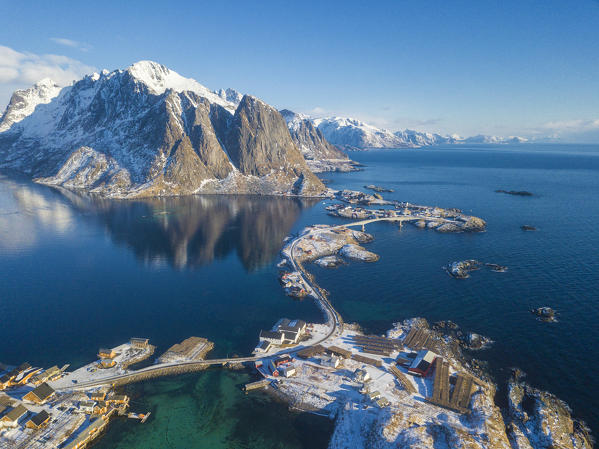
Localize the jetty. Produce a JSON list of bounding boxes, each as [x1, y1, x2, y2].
[[243, 379, 271, 392]]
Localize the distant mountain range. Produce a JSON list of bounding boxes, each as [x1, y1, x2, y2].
[[0, 61, 326, 198], [307, 116, 528, 150], [0, 61, 530, 198]]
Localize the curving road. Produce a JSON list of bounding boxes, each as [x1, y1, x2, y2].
[[57, 216, 428, 390]]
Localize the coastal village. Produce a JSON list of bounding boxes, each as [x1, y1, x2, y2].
[[0, 336, 215, 448], [0, 188, 591, 448]]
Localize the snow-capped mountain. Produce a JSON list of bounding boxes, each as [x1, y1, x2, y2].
[[308, 115, 527, 149], [280, 109, 359, 173], [0, 78, 62, 132], [463, 134, 528, 144], [215, 88, 243, 106], [313, 116, 413, 149], [0, 61, 325, 198]]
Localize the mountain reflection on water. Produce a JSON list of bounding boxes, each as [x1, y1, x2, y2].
[[1, 174, 319, 270]]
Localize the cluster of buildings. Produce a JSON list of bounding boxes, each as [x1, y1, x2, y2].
[[78, 390, 130, 416], [269, 354, 297, 378], [98, 337, 152, 368], [0, 362, 41, 390], [279, 271, 309, 298], [253, 326, 459, 416], [256, 319, 308, 353], [0, 338, 152, 448], [0, 382, 58, 434]]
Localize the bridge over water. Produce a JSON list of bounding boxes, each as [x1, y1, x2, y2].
[[54, 215, 436, 390]]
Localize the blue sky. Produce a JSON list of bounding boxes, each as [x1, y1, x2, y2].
[[1, 0, 598, 140]]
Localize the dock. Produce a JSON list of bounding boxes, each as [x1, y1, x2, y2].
[[243, 379, 271, 392]]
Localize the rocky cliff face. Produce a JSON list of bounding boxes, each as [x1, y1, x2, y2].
[[506, 371, 592, 449], [0, 61, 325, 198]]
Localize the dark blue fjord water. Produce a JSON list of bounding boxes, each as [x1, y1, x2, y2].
[[0, 143, 598, 447]]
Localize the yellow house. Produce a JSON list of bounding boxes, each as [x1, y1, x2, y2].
[[23, 383, 55, 405], [25, 410, 50, 429], [98, 348, 116, 359]]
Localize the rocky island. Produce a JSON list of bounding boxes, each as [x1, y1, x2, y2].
[[531, 306, 558, 322], [444, 260, 508, 278], [521, 225, 537, 231], [496, 189, 534, 196], [364, 184, 394, 193]]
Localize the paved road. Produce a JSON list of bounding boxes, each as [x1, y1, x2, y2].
[[57, 216, 426, 390], [336, 215, 421, 228]]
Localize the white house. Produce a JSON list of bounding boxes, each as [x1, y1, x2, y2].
[[321, 355, 341, 369], [278, 364, 297, 378]]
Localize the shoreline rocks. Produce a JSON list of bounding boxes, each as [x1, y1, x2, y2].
[[432, 320, 494, 350], [339, 243, 379, 262], [507, 369, 592, 448], [313, 255, 346, 268]]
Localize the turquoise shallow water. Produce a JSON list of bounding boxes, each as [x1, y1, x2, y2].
[[93, 370, 334, 449], [1, 143, 598, 446]]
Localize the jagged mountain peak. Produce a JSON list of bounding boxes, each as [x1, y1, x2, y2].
[[215, 88, 243, 106], [123, 60, 235, 110], [34, 77, 60, 88], [0, 62, 325, 198], [0, 78, 62, 132]]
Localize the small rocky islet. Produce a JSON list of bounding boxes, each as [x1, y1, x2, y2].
[[531, 306, 558, 322], [364, 184, 394, 193], [444, 259, 508, 279], [521, 225, 537, 231], [496, 189, 534, 196]]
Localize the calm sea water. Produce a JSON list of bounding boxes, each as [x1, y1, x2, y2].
[[1, 143, 598, 446]]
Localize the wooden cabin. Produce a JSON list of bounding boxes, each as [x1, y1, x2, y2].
[[31, 366, 61, 385], [23, 383, 55, 405], [98, 348, 116, 359], [130, 338, 149, 349], [0, 404, 28, 427], [26, 410, 50, 429]]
